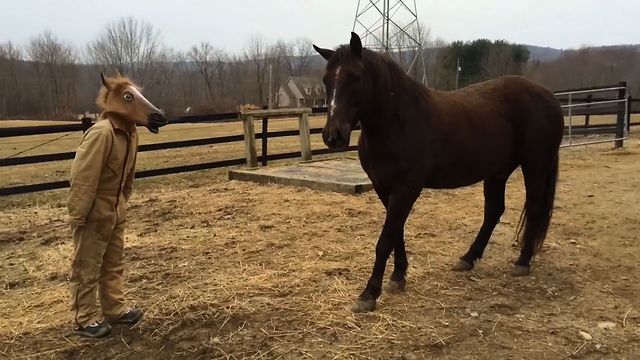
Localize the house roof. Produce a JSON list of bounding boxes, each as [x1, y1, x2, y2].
[[284, 77, 326, 100]]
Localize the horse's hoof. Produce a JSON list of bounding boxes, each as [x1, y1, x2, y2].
[[452, 259, 474, 272], [386, 279, 406, 293], [351, 299, 376, 313], [511, 265, 531, 277]]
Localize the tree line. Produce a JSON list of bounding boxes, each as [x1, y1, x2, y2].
[[0, 17, 637, 119], [0, 17, 320, 119]]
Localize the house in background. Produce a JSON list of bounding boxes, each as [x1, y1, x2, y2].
[[277, 77, 326, 108]]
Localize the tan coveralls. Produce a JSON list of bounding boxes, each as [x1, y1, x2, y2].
[[67, 117, 138, 327]]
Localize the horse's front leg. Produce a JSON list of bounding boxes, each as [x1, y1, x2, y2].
[[386, 231, 408, 293], [352, 188, 420, 313], [372, 187, 406, 293]]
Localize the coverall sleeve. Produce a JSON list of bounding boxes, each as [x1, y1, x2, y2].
[[67, 126, 112, 225], [123, 149, 137, 202]]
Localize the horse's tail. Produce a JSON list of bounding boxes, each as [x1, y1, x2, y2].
[[515, 152, 559, 253]]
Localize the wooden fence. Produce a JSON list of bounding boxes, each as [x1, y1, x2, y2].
[[1, 84, 639, 196]]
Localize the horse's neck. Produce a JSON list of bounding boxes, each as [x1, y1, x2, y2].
[[359, 62, 430, 139]]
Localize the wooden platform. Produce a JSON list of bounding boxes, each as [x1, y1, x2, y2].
[[228, 157, 373, 194]]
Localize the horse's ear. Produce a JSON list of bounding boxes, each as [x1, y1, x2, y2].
[[100, 72, 111, 89], [114, 68, 123, 78], [350, 32, 363, 58], [313, 45, 335, 61]]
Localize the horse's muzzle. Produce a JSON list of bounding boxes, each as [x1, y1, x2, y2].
[[147, 112, 169, 134], [323, 127, 351, 149]]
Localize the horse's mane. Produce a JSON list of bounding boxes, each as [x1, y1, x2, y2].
[[95, 74, 141, 110], [360, 48, 428, 100]]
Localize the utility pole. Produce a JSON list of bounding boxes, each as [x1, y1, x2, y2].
[[268, 63, 273, 109], [455, 57, 461, 90]]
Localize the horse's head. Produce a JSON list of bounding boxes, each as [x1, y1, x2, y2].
[[96, 71, 168, 134], [314, 32, 365, 149]]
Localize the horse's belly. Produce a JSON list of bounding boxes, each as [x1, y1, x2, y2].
[[425, 171, 486, 189], [425, 142, 514, 189]]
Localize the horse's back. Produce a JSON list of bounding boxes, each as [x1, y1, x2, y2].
[[433, 75, 563, 148], [420, 76, 563, 188]]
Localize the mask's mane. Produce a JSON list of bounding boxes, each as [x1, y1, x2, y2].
[[95, 76, 142, 110]]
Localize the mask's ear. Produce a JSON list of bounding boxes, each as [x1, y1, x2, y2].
[[313, 45, 335, 61], [350, 32, 363, 59], [100, 72, 111, 89]]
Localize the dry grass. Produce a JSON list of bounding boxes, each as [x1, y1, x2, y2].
[[1, 133, 640, 359]]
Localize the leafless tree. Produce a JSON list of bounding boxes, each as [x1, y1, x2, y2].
[[27, 31, 77, 116], [174, 53, 197, 112], [481, 44, 519, 79], [423, 37, 448, 89], [87, 17, 161, 84], [525, 47, 640, 94], [265, 43, 285, 108], [392, 22, 426, 64], [244, 36, 269, 106], [147, 48, 181, 109], [0, 42, 24, 116], [226, 54, 250, 106], [277, 38, 314, 76], [188, 42, 229, 106]]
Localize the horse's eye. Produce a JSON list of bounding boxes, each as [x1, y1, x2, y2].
[[123, 92, 133, 102]]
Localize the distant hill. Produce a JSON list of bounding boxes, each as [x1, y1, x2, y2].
[[526, 45, 563, 62], [526, 44, 640, 62]]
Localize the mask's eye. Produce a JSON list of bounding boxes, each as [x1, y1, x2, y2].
[[123, 92, 133, 102]]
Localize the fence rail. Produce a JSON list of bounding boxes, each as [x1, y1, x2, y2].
[[1, 84, 638, 196]]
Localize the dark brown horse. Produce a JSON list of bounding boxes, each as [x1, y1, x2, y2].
[[313, 33, 564, 313]]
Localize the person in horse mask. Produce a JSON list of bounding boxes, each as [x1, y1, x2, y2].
[[67, 71, 168, 338]]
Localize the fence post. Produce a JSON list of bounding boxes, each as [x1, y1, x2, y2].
[[614, 81, 626, 148], [584, 94, 591, 136], [298, 111, 312, 161], [242, 114, 258, 168], [568, 93, 573, 146], [261, 105, 268, 166], [627, 95, 632, 134], [81, 117, 93, 133]]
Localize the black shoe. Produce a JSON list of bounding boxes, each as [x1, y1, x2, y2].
[[74, 321, 112, 338], [113, 308, 144, 326]]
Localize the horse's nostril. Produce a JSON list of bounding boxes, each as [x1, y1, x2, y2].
[[152, 113, 167, 122]]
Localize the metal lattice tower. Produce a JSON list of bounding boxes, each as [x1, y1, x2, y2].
[[353, 0, 427, 84]]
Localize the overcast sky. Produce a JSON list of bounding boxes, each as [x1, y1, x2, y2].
[[1, 0, 638, 54]]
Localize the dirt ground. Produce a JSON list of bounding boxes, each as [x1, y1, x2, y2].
[[1, 132, 640, 359]]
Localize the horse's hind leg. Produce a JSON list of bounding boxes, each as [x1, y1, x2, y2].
[[513, 175, 549, 276], [512, 175, 546, 276], [513, 152, 559, 276], [453, 177, 508, 271]]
